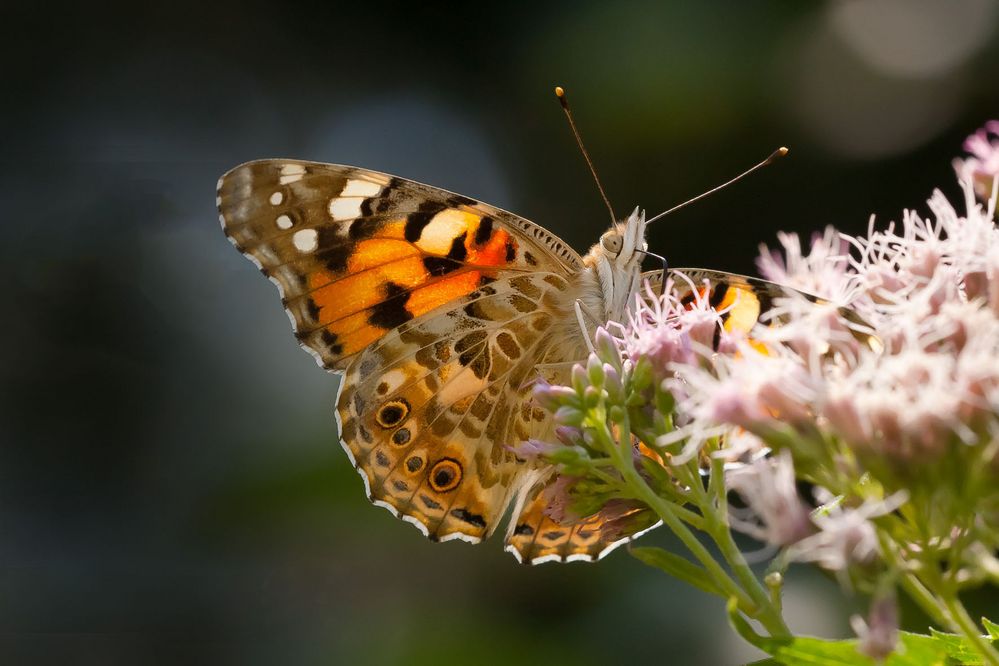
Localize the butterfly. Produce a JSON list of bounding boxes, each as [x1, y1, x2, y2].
[[217, 159, 817, 564]]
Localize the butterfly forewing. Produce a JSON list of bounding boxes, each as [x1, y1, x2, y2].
[[217, 160, 583, 370], [662, 269, 879, 347]]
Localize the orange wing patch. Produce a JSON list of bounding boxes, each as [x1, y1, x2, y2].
[[714, 283, 762, 334], [669, 269, 879, 354], [299, 209, 520, 359], [219, 160, 582, 371], [677, 279, 765, 340]]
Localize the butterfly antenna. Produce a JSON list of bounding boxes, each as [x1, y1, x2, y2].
[[555, 86, 617, 224], [646, 146, 789, 225]]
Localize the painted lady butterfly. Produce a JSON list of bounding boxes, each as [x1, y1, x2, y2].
[[217, 159, 808, 563]]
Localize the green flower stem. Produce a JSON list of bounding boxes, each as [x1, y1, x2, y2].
[[940, 588, 999, 666], [592, 419, 757, 614], [586, 465, 626, 487], [586, 460, 706, 530], [922, 559, 999, 666], [878, 532, 948, 627], [653, 498, 707, 531], [881, 531, 999, 665], [625, 462, 762, 618], [682, 456, 791, 638], [900, 568, 950, 629], [596, 417, 791, 637]]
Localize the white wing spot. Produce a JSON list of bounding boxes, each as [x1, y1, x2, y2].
[[279, 163, 306, 184], [531, 554, 562, 565], [276, 214, 293, 230], [415, 209, 478, 254], [341, 179, 383, 197], [439, 531, 481, 544], [382, 369, 405, 391], [269, 191, 283, 205], [329, 196, 365, 221], [293, 229, 318, 253]]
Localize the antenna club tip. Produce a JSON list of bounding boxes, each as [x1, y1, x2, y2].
[[554, 86, 565, 97], [764, 146, 789, 165]]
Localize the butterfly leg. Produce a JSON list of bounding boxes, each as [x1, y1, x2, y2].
[[637, 249, 670, 297], [574, 299, 596, 355]]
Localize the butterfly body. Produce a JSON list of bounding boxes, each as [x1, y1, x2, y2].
[[218, 159, 795, 563]]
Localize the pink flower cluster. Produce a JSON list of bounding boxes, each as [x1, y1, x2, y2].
[[638, 122, 999, 577], [619, 279, 726, 379], [680, 158, 999, 468], [954, 120, 999, 201]]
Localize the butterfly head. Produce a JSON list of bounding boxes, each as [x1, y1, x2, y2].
[[583, 206, 648, 323], [598, 206, 648, 267]]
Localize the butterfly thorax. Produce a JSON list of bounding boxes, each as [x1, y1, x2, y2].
[[579, 207, 648, 326]]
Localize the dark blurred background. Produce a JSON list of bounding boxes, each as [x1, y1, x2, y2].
[[2, 1, 998, 664]]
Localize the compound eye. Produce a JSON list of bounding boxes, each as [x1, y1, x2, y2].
[[601, 233, 623, 254]]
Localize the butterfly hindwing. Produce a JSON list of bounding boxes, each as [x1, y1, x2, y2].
[[217, 160, 583, 370], [338, 271, 584, 543], [504, 482, 661, 564]]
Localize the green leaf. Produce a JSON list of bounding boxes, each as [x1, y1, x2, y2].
[[746, 629, 997, 666], [756, 636, 872, 666], [897, 631, 966, 664], [982, 618, 999, 641], [630, 546, 724, 597], [928, 627, 981, 663]]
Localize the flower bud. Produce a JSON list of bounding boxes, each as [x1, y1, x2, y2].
[[554, 405, 585, 427], [594, 326, 622, 367], [603, 363, 623, 400], [533, 383, 578, 411], [547, 444, 590, 466], [554, 425, 583, 446], [954, 120, 999, 201], [571, 363, 589, 395], [851, 592, 899, 661], [507, 438, 562, 462], [583, 385, 603, 410], [587, 354, 605, 388]]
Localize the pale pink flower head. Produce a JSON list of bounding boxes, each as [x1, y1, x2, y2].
[[726, 450, 814, 547], [819, 345, 976, 462], [851, 592, 900, 662], [508, 438, 565, 462], [677, 340, 817, 436], [755, 295, 871, 369], [787, 492, 907, 575], [622, 278, 725, 380], [713, 428, 769, 463], [757, 227, 855, 303], [954, 120, 999, 201]]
